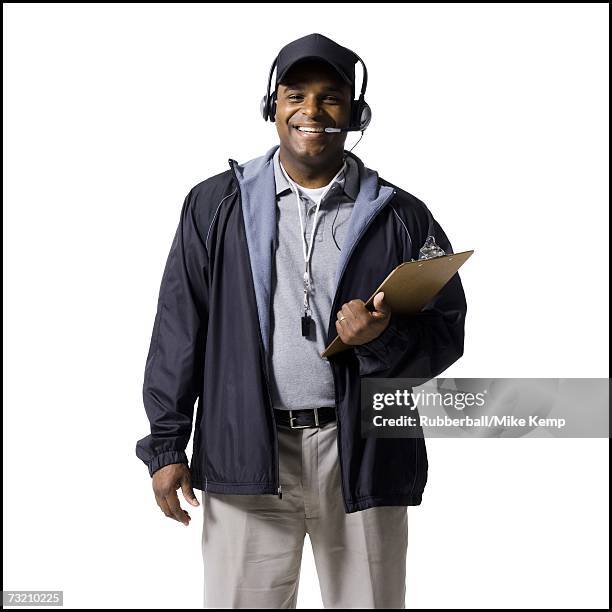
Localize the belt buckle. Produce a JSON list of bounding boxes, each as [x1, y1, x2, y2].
[[289, 408, 319, 429]]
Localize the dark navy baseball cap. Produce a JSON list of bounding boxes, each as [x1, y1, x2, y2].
[[275, 33, 357, 90]]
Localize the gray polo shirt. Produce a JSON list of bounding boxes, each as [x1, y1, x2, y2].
[[270, 147, 360, 411]]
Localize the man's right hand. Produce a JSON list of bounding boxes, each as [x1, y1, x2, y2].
[[152, 463, 200, 526]]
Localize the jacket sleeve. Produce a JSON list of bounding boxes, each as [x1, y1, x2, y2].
[[135, 188, 209, 477], [353, 208, 467, 381]]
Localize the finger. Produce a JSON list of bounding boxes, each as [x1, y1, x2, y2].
[[337, 312, 358, 341], [337, 308, 354, 327], [370, 312, 389, 320], [165, 491, 191, 525], [372, 292, 391, 317], [343, 303, 372, 334], [338, 302, 355, 321], [335, 319, 349, 343], [345, 301, 372, 325], [347, 298, 365, 311], [342, 312, 358, 335], [342, 301, 360, 318], [155, 494, 174, 520], [180, 478, 200, 507]]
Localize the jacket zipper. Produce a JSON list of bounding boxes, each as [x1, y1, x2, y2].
[[228, 159, 281, 499], [328, 188, 398, 513], [228, 156, 396, 508]]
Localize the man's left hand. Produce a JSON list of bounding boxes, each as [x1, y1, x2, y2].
[[335, 291, 391, 346]]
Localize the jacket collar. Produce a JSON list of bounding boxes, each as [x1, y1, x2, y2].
[[230, 144, 395, 356]]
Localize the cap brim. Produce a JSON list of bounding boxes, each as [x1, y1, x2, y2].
[[276, 55, 353, 87]]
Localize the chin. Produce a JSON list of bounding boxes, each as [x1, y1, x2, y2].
[[286, 140, 337, 160]]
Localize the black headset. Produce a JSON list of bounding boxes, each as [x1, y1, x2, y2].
[[260, 52, 372, 132]]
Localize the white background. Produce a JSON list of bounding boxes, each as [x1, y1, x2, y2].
[[3, 3, 609, 609]]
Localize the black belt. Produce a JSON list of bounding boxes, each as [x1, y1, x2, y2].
[[274, 406, 336, 429]]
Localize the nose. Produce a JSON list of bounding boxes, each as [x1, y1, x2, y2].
[[302, 94, 324, 117]]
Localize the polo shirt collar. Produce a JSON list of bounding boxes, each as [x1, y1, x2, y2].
[[272, 147, 359, 201]]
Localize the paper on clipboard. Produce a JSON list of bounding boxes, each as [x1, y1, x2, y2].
[[321, 250, 474, 359]]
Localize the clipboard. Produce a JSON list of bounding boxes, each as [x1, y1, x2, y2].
[[321, 250, 474, 359]]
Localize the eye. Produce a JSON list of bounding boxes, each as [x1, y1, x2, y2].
[[286, 94, 340, 102]]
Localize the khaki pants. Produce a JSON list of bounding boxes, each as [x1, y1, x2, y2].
[[201, 419, 408, 609]]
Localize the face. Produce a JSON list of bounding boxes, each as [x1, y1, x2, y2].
[[274, 59, 352, 167]]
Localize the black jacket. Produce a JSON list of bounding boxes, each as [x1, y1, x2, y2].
[[136, 145, 467, 513]]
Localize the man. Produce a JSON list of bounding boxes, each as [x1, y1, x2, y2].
[[136, 33, 467, 609]]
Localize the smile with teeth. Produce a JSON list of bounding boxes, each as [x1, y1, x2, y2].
[[295, 126, 327, 133]]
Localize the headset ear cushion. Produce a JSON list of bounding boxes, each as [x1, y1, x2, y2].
[[260, 95, 269, 121], [359, 102, 372, 131], [269, 92, 277, 122]]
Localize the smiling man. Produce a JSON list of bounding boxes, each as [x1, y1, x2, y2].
[[136, 33, 467, 609]]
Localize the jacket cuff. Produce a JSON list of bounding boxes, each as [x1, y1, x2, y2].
[[360, 320, 396, 355], [353, 318, 397, 375], [146, 450, 189, 477]]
